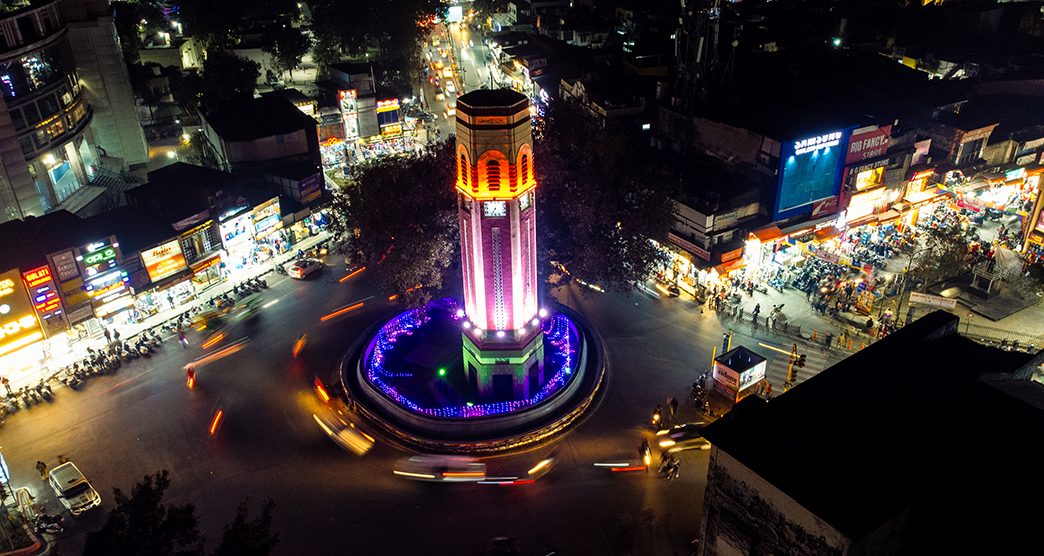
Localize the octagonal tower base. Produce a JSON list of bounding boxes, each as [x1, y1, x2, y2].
[[463, 330, 545, 402]]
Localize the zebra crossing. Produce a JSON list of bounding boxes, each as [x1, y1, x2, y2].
[[756, 342, 841, 389]]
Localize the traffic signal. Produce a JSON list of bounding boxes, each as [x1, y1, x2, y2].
[[796, 354, 806, 368]]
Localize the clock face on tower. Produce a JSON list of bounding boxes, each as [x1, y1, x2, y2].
[[483, 201, 507, 217]]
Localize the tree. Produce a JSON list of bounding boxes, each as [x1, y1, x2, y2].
[[327, 142, 459, 307], [112, 0, 167, 59], [263, 23, 310, 80], [535, 100, 677, 291], [85, 471, 280, 556], [211, 499, 279, 556], [83, 470, 204, 556], [166, 67, 204, 113], [128, 63, 163, 120], [200, 49, 260, 110], [912, 225, 970, 285]]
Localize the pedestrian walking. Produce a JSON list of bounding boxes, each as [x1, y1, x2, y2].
[[103, 328, 112, 343], [36, 461, 47, 479], [2, 376, 10, 396], [669, 397, 679, 421], [167, 293, 175, 310], [114, 329, 121, 342], [177, 328, 188, 348]]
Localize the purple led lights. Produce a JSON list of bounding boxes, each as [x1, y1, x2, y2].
[[362, 300, 579, 419]]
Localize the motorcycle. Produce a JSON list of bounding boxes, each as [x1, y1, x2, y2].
[[36, 381, 52, 401], [34, 513, 64, 535], [659, 455, 680, 481]]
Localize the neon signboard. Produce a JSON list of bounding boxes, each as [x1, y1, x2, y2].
[[22, 266, 63, 323], [794, 131, 843, 156], [0, 268, 44, 356]]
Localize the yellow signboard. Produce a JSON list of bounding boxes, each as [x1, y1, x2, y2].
[[0, 268, 44, 357]]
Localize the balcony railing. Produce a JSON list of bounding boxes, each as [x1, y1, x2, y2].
[[0, 0, 64, 59], [18, 92, 92, 160]]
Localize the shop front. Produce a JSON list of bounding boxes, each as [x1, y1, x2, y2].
[[251, 197, 285, 261], [132, 239, 193, 318], [179, 221, 225, 291], [220, 209, 256, 277]]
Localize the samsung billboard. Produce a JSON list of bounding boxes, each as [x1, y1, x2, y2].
[[774, 128, 853, 219]]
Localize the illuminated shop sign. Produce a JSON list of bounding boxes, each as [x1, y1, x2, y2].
[[220, 213, 254, 250], [339, 89, 359, 140], [0, 268, 44, 356], [794, 131, 843, 156], [22, 266, 64, 325], [252, 198, 283, 237], [78, 240, 119, 278], [846, 125, 891, 165], [141, 240, 188, 282]]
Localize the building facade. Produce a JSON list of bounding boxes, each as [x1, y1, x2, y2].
[[0, 0, 99, 223]]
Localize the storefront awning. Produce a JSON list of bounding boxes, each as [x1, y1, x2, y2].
[[779, 214, 841, 238], [751, 226, 784, 243], [814, 226, 844, 241], [846, 214, 877, 229], [721, 259, 746, 273], [876, 209, 900, 224]]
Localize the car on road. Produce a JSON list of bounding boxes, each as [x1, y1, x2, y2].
[[444, 105, 456, 119], [313, 403, 374, 456], [288, 258, 323, 279], [446, 81, 456, 94], [443, 67, 453, 78], [393, 455, 486, 482], [48, 462, 101, 515], [656, 421, 708, 450], [435, 92, 445, 101]]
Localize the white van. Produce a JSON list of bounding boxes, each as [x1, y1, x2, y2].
[[49, 462, 101, 515]]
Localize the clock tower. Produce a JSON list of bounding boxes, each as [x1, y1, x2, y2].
[[455, 90, 543, 401]]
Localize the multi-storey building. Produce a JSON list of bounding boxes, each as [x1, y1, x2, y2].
[[0, 0, 100, 223]]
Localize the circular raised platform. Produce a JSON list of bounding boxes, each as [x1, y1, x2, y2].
[[339, 300, 605, 454]]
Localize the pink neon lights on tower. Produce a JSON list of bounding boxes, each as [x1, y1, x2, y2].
[[454, 90, 538, 336]]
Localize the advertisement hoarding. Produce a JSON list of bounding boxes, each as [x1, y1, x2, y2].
[[712, 361, 739, 391], [846, 125, 892, 165], [141, 240, 189, 282], [21, 266, 65, 335], [909, 291, 958, 310], [776, 128, 851, 218], [0, 268, 44, 357], [252, 198, 283, 238], [738, 360, 767, 392]]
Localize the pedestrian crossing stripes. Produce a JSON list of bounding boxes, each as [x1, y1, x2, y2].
[[760, 345, 839, 389]]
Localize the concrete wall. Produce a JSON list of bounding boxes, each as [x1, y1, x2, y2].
[[0, 98, 38, 222], [699, 447, 850, 556], [692, 118, 768, 168], [67, 17, 149, 167], [225, 129, 311, 165]]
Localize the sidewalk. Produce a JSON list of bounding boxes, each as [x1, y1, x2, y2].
[[10, 231, 333, 391]]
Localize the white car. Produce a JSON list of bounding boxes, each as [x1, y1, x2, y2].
[[435, 92, 446, 101], [393, 455, 486, 482], [288, 258, 323, 279], [446, 81, 456, 94], [49, 462, 101, 515]]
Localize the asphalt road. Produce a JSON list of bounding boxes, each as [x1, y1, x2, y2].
[[0, 260, 844, 555]]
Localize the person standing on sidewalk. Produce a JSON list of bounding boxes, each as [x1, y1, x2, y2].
[[167, 293, 175, 310], [2, 376, 11, 396], [103, 328, 112, 344], [669, 397, 679, 423], [36, 461, 47, 479], [114, 329, 121, 342]]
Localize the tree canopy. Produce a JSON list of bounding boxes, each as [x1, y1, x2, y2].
[[328, 142, 459, 307], [200, 49, 261, 110], [912, 225, 970, 285], [263, 24, 311, 79], [535, 101, 677, 291], [84, 470, 280, 556], [309, 0, 441, 71], [83, 470, 203, 556]]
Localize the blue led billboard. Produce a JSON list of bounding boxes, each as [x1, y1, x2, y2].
[[773, 129, 851, 219]]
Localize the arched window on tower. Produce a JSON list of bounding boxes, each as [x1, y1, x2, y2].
[[460, 153, 469, 188], [519, 154, 529, 188], [486, 159, 501, 190]]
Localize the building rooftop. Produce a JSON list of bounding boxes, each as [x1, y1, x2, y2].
[[127, 163, 271, 225], [457, 89, 528, 109], [203, 96, 317, 142], [701, 310, 1044, 550], [0, 211, 93, 270], [700, 48, 963, 140]]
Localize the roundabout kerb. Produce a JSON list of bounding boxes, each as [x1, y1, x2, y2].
[[337, 302, 606, 454]]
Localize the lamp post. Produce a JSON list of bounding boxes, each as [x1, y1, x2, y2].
[[895, 246, 934, 326]]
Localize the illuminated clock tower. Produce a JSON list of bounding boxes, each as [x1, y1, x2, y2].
[[455, 90, 544, 401]]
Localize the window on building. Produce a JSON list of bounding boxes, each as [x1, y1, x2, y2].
[[22, 102, 40, 124], [460, 153, 468, 187], [38, 93, 58, 117], [10, 108, 25, 130], [519, 153, 528, 185]]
